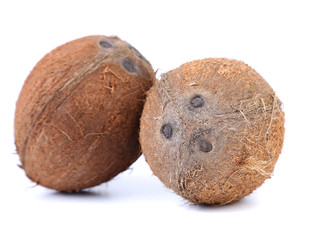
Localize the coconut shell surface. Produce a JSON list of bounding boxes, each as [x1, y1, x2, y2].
[[140, 58, 285, 205], [15, 35, 155, 192]]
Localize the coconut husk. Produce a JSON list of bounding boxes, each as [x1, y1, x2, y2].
[[15, 35, 155, 192], [140, 58, 284, 205]]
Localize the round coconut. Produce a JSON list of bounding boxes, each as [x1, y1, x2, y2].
[[15, 35, 155, 192], [140, 58, 285, 205]]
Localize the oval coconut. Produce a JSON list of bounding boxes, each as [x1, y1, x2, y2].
[[140, 58, 285, 205], [15, 35, 155, 192]]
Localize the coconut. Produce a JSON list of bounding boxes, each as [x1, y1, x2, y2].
[[140, 58, 285, 205], [15, 35, 155, 192]]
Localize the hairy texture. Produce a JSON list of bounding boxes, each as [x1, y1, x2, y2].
[[15, 35, 155, 192], [140, 58, 284, 205]]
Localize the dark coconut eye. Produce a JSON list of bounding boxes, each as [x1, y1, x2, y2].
[[191, 95, 204, 108], [199, 139, 212, 152], [122, 58, 137, 73], [161, 124, 173, 139], [99, 41, 113, 48], [125, 42, 146, 61]]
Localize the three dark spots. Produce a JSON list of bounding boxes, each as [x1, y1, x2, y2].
[[161, 95, 212, 152]]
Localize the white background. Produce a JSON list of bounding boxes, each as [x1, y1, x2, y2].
[[1, 0, 319, 239]]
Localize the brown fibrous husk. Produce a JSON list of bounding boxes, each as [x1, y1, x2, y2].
[[15, 35, 155, 192], [140, 58, 285, 205]]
